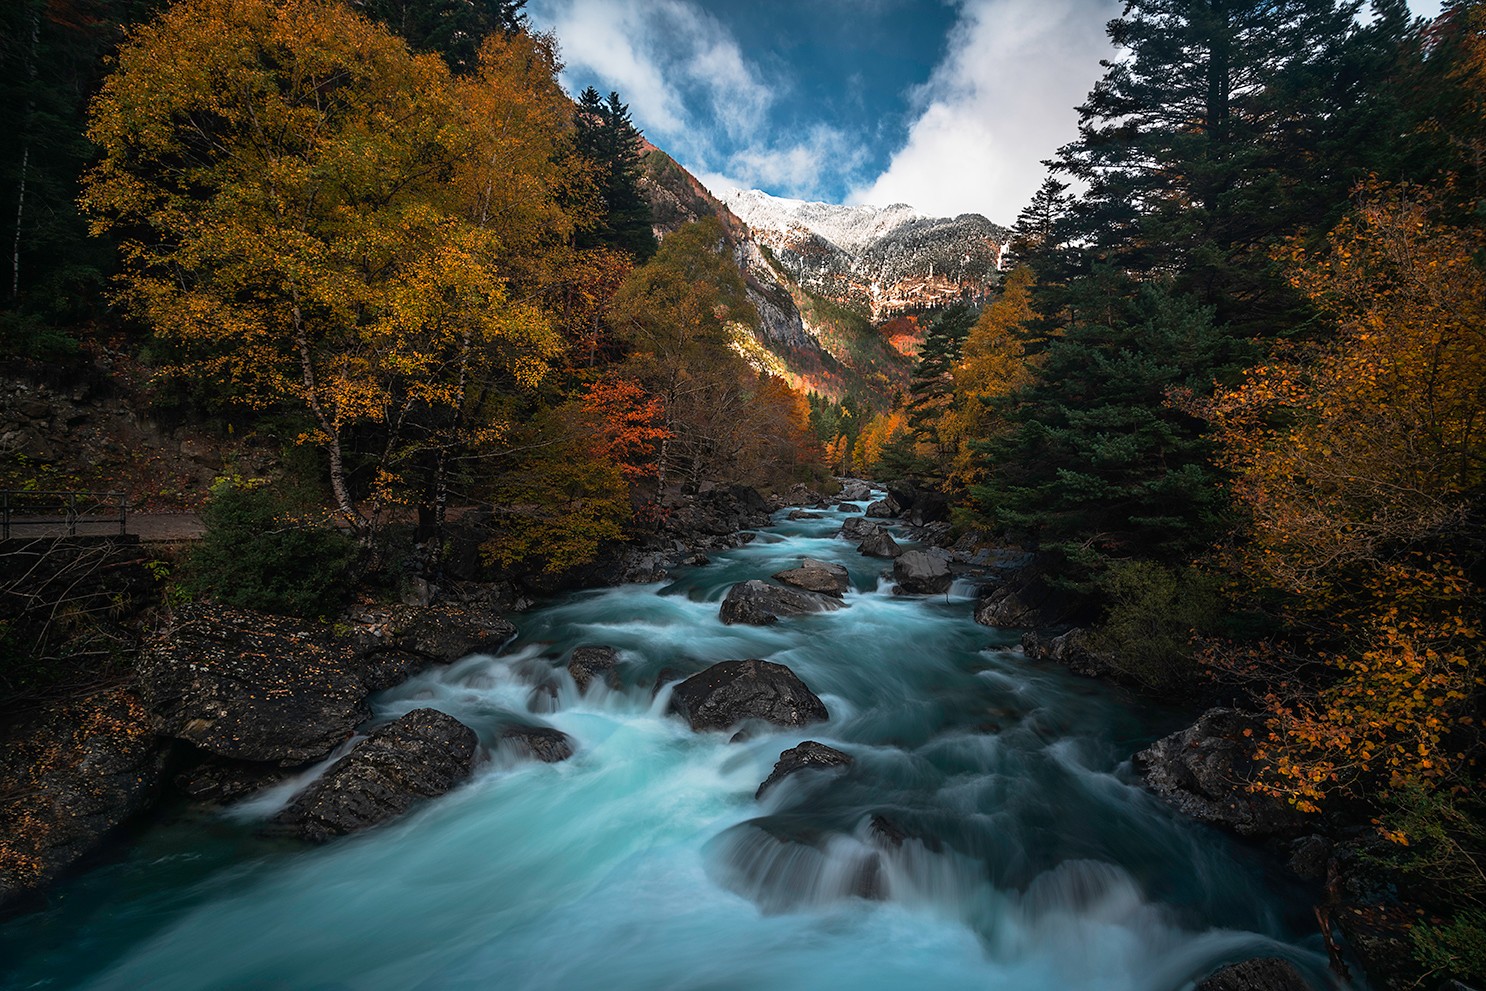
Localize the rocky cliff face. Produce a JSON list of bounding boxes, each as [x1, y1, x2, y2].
[[636, 151, 1006, 400], [719, 189, 1009, 321]]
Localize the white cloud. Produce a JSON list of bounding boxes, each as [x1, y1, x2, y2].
[[527, 0, 862, 202], [850, 0, 1119, 223]]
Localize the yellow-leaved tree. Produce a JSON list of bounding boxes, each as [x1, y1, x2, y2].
[[1203, 185, 1485, 812], [941, 264, 1039, 493], [81, 0, 581, 541]]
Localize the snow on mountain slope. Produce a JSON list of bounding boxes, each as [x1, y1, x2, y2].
[[718, 189, 923, 254], [716, 187, 1010, 320]]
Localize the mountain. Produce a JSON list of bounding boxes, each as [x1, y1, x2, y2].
[[718, 188, 1011, 321], [635, 147, 1007, 402]]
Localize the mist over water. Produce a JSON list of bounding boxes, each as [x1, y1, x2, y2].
[[0, 501, 1338, 991]]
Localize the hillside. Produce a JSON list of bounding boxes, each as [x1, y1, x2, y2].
[[719, 188, 1010, 320], [637, 151, 1001, 402]]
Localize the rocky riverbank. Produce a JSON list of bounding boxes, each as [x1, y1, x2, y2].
[[0, 482, 776, 916]]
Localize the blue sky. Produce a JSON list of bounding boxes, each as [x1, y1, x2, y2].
[[527, 0, 1447, 225]]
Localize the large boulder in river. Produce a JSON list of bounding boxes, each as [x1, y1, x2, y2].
[[0, 687, 169, 912], [838, 479, 873, 502], [1196, 958, 1313, 991], [858, 529, 902, 559], [668, 659, 829, 732], [567, 645, 620, 693], [501, 724, 574, 763], [892, 550, 952, 595], [1134, 709, 1305, 838], [772, 559, 850, 597], [719, 580, 842, 625], [272, 708, 478, 843], [138, 604, 371, 765], [865, 497, 899, 519], [840, 517, 884, 541], [755, 741, 853, 799]]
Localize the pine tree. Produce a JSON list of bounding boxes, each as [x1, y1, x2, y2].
[[972, 284, 1242, 601], [1054, 0, 1372, 327], [905, 304, 976, 475], [352, 0, 527, 74], [574, 87, 658, 261]]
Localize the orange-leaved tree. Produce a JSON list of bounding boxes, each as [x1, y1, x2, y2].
[[1202, 185, 1485, 812], [81, 0, 578, 541]]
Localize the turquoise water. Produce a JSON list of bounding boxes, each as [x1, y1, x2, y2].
[[0, 502, 1336, 990]]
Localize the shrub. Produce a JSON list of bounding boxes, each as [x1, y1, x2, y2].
[[183, 477, 359, 616], [1084, 559, 1221, 693]]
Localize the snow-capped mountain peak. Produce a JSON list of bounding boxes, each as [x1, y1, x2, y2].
[[717, 188, 925, 255]]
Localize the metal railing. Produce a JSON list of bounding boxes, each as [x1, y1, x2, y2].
[[0, 490, 127, 539]]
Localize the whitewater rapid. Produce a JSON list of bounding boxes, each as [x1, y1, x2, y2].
[[0, 500, 1337, 991]]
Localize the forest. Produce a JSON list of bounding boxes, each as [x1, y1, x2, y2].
[[1, 0, 1484, 986]]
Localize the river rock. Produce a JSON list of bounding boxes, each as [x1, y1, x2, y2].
[[1020, 628, 1112, 679], [1195, 957, 1313, 991], [858, 529, 902, 558], [787, 509, 824, 520], [755, 741, 853, 799], [774, 482, 831, 508], [893, 549, 952, 595], [668, 659, 829, 732], [719, 580, 841, 625], [0, 687, 169, 912], [272, 708, 478, 843], [906, 490, 950, 525], [772, 559, 850, 597], [1134, 709, 1305, 838], [138, 604, 371, 765], [838, 479, 873, 502], [568, 645, 620, 693], [865, 497, 899, 519], [501, 725, 574, 763], [840, 517, 884, 541], [352, 590, 517, 671], [975, 586, 1041, 628], [886, 480, 918, 511]]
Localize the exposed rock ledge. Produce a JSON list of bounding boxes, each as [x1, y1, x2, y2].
[[1133, 708, 1305, 839]]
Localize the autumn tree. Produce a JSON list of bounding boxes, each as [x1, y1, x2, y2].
[[481, 402, 630, 575], [606, 217, 759, 489], [81, 0, 582, 541], [1201, 185, 1485, 812], [939, 265, 1039, 495], [353, 0, 526, 74]]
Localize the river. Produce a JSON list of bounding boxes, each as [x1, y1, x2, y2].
[[0, 498, 1336, 990]]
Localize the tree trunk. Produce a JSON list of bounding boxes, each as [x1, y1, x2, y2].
[[11, 4, 41, 300]]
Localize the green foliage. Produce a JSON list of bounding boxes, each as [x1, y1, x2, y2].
[[0, 310, 81, 363], [1374, 788, 1486, 907], [1413, 910, 1486, 984], [481, 404, 630, 574], [352, 0, 526, 73], [574, 86, 658, 261], [0, 0, 159, 360], [183, 478, 360, 617], [972, 284, 1240, 604], [1084, 560, 1221, 692]]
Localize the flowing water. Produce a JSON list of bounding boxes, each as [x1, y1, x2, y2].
[[0, 501, 1337, 991]]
